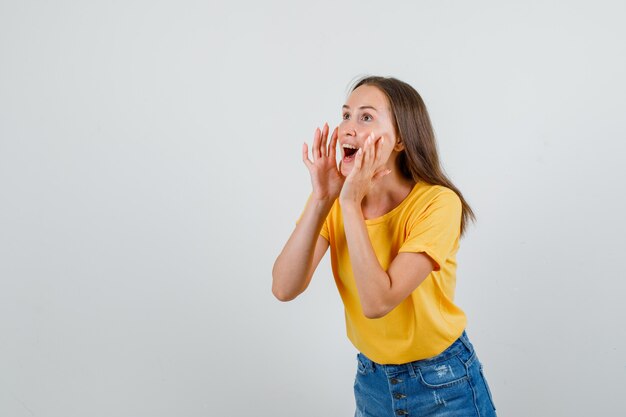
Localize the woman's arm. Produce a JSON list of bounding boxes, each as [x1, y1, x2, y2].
[[341, 203, 434, 318], [272, 123, 341, 301], [272, 198, 331, 301], [339, 133, 435, 318]]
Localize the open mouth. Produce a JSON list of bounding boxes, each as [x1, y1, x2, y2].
[[342, 144, 360, 163]]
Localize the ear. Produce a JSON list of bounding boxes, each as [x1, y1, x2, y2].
[[394, 138, 405, 152]]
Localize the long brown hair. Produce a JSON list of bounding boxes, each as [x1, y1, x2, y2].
[[351, 76, 476, 237]]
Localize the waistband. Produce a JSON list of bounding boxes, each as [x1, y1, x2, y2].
[[358, 330, 474, 376]]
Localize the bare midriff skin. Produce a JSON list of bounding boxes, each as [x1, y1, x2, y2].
[[272, 85, 435, 319]]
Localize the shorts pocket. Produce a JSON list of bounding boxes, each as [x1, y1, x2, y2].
[[356, 353, 369, 376], [417, 355, 468, 389]]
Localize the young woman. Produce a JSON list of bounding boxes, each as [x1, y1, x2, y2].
[[272, 76, 497, 417]]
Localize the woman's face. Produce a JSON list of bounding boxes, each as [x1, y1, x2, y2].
[[339, 84, 399, 176]]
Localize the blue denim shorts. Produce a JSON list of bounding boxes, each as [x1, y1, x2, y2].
[[354, 330, 497, 417]]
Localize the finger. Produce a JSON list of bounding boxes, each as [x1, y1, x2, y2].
[[354, 148, 363, 170], [312, 127, 321, 161], [329, 126, 338, 160], [374, 136, 385, 166], [338, 159, 344, 177], [364, 133, 375, 168], [302, 142, 313, 168], [372, 168, 392, 182], [382, 135, 395, 162], [320, 123, 329, 157]]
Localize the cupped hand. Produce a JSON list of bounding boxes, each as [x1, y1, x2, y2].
[[302, 123, 345, 202], [339, 132, 393, 206]]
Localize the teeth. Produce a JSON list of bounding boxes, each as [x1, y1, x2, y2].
[[342, 144, 358, 149]]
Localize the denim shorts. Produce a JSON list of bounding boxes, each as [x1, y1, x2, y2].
[[354, 330, 497, 417]]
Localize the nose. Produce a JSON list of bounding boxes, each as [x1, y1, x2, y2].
[[340, 121, 357, 139]]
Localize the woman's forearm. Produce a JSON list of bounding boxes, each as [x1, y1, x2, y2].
[[341, 202, 392, 318]]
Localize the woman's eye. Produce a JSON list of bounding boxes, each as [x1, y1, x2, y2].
[[342, 113, 350, 120], [362, 114, 372, 121]]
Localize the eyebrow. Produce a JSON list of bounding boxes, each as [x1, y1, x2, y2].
[[342, 105, 378, 111]]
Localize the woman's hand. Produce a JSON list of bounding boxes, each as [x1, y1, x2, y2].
[[302, 123, 345, 202], [339, 132, 393, 206]]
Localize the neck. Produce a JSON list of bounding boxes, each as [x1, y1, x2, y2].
[[361, 169, 415, 211]]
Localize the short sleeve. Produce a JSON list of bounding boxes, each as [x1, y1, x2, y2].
[[296, 194, 330, 242], [398, 190, 462, 271]]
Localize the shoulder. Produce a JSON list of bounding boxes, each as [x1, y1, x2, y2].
[[400, 184, 462, 228], [431, 185, 461, 206], [408, 183, 461, 211]]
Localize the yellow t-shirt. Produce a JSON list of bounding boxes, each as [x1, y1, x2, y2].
[[318, 182, 467, 364]]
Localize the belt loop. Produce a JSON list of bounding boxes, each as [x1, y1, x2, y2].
[[365, 354, 376, 372], [407, 362, 417, 378]]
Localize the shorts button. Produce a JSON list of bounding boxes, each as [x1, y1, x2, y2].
[[390, 377, 402, 385], [394, 393, 406, 399], [396, 410, 409, 416]]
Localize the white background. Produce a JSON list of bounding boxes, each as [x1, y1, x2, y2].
[[1, 1, 625, 416]]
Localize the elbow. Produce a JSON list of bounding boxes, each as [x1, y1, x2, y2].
[[271, 268, 299, 302], [361, 302, 391, 319], [271, 260, 309, 302], [363, 309, 388, 320], [272, 285, 298, 302]]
